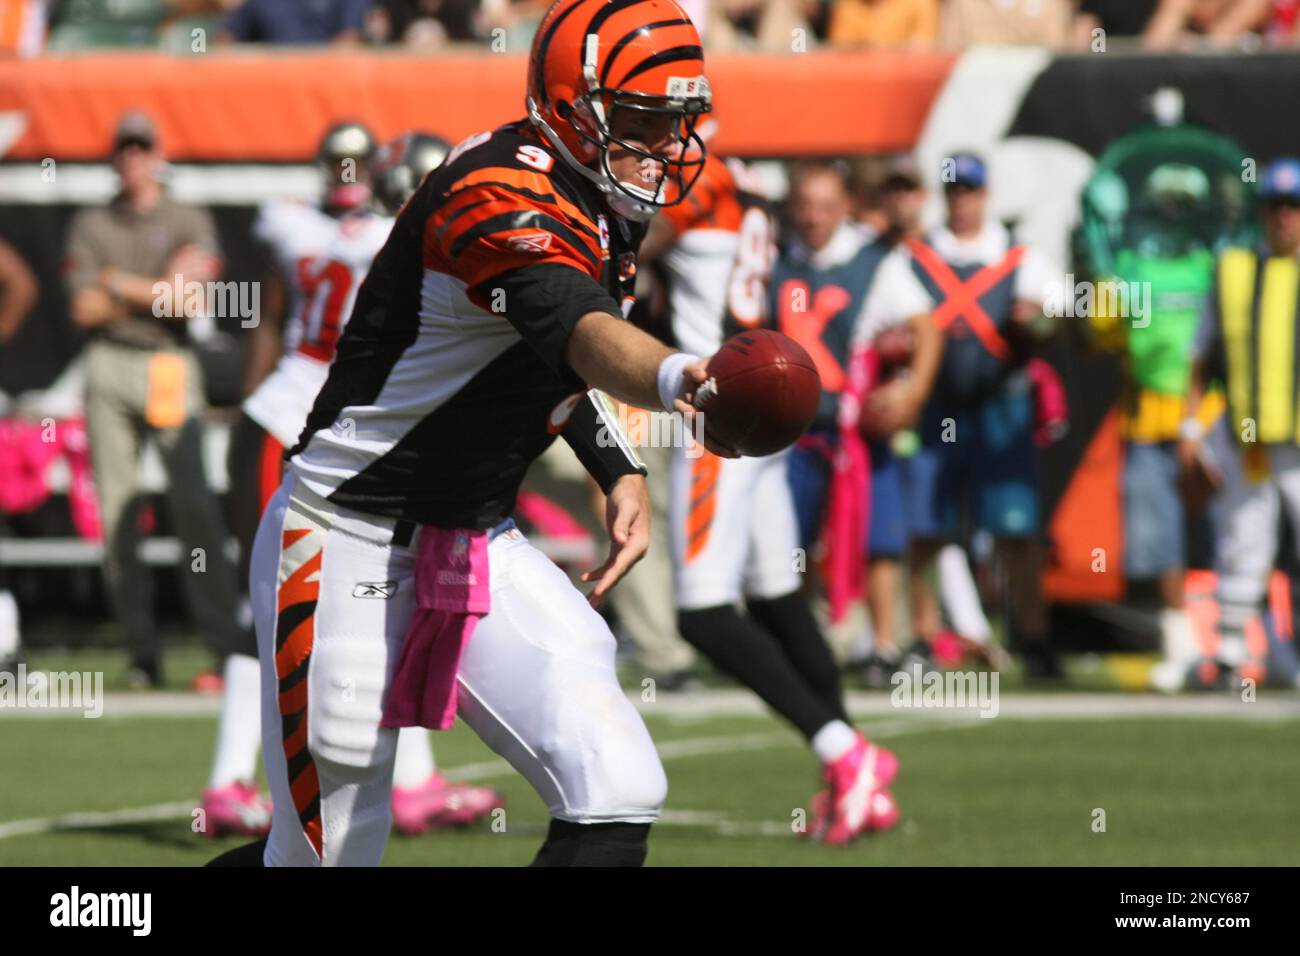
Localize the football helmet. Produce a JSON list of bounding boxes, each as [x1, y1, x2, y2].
[[373, 131, 452, 214], [317, 120, 377, 212], [526, 0, 711, 221]]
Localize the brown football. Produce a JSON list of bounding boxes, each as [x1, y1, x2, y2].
[[693, 330, 821, 456]]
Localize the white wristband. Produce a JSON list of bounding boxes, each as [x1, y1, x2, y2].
[[657, 352, 700, 413], [1179, 418, 1204, 441]]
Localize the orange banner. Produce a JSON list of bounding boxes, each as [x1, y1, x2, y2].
[[0, 49, 955, 161]]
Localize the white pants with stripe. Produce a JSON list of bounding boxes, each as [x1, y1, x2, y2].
[[669, 446, 801, 610], [253, 473, 667, 867]]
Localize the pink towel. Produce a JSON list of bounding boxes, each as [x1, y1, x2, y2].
[[1026, 358, 1069, 447], [60, 418, 103, 541], [824, 344, 875, 623], [0, 416, 103, 539], [0, 418, 61, 514], [380, 527, 491, 731]]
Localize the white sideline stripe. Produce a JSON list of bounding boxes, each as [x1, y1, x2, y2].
[[0, 720, 965, 841]]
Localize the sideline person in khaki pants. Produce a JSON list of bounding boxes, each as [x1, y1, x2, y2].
[[65, 110, 241, 687]]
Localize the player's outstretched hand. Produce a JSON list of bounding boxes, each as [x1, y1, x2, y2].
[[673, 359, 740, 458], [582, 472, 651, 607]]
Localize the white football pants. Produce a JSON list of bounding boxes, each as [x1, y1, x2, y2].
[[253, 474, 667, 867], [669, 446, 801, 610]]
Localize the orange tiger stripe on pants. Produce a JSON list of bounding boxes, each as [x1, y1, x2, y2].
[[685, 451, 721, 562], [275, 527, 323, 859]]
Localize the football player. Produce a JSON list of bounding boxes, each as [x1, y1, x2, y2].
[[210, 0, 725, 868], [638, 145, 901, 844], [204, 123, 499, 839]]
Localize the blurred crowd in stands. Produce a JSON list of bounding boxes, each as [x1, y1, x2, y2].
[[4, 0, 1300, 56]]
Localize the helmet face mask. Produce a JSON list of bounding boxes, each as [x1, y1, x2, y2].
[[575, 91, 709, 219]]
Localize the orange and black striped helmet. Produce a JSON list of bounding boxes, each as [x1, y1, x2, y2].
[[526, 0, 711, 221]]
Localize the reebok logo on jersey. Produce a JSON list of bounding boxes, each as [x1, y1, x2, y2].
[[353, 581, 398, 599], [507, 232, 553, 254]]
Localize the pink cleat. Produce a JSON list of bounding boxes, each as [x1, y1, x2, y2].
[[802, 789, 830, 840], [804, 785, 900, 840], [200, 782, 272, 839], [391, 774, 503, 836], [863, 789, 900, 832], [821, 736, 899, 846]]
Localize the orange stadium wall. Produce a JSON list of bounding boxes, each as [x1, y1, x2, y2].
[[0, 50, 957, 161]]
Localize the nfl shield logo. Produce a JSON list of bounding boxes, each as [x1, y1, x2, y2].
[[598, 215, 610, 256]]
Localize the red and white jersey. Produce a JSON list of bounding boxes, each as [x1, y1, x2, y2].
[[657, 155, 776, 357], [242, 199, 394, 447]]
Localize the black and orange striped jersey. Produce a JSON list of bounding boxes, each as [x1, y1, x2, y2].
[[287, 121, 647, 529], [653, 153, 776, 357]]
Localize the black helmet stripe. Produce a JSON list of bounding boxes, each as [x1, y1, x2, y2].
[[600, 19, 693, 87], [614, 45, 704, 89], [532, 0, 588, 107], [586, 0, 656, 42]]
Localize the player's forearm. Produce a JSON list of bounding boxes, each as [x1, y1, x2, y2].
[[566, 310, 679, 410]]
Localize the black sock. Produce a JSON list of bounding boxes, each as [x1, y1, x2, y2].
[[530, 820, 650, 867], [678, 605, 838, 741], [205, 838, 267, 867], [747, 591, 849, 724]]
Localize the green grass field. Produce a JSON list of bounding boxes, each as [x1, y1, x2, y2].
[[4, 691, 1299, 865]]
